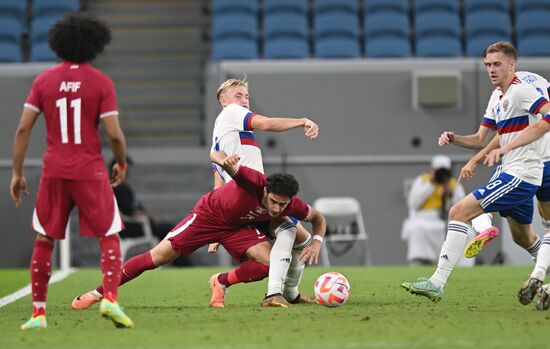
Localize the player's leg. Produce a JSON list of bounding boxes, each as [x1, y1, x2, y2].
[[283, 225, 316, 304], [465, 213, 499, 258], [266, 218, 296, 298]]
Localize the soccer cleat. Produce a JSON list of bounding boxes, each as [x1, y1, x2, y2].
[[287, 293, 318, 304], [20, 315, 47, 330], [518, 277, 543, 305], [401, 277, 444, 302], [261, 293, 291, 308], [535, 284, 550, 310], [464, 226, 499, 258], [99, 299, 134, 328], [208, 273, 227, 308], [72, 290, 102, 310]]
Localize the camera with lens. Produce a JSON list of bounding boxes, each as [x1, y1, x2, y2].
[[434, 168, 451, 184]]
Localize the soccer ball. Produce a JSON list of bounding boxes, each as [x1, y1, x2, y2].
[[314, 272, 350, 307]]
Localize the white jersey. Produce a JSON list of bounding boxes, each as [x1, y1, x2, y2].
[[482, 73, 549, 185], [211, 103, 264, 182]]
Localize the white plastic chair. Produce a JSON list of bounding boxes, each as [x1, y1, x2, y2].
[[312, 197, 370, 267], [119, 214, 159, 261]]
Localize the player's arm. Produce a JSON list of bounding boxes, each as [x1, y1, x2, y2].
[[251, 114, 319, 140], [439, 126, 495, 150], [213, 171, 224, 190], [298, 207, 326, 265], [460, 135, 501, 180], [210, 151, 240, 177], [11, 108, 40, 207], [102, 115, 127, 187]]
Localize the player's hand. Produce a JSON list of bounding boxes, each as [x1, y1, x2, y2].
[[484, 149, 504, 167], [208, 243, 220, 253], [303, 119, 319, 140], [438, 131, 455, 146], [110, 163, 127, 187], [459, 160, 478, 181], [299, 241, 321, 265], [10, 175, 29, 208]]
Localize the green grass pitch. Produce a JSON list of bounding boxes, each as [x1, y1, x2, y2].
[[2, 266, 550, 349]]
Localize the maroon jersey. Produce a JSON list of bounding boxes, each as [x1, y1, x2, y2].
[[25, 62, 118, 180], [193, 166, 310, 228]]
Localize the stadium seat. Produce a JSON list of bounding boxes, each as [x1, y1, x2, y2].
[[119, 214, 159, 261], [0, 42, 22, 62], [313, 0, 359, 15], [263, 37, 309, 59], [212, 13, 258, 40], [212, 0, 257, 15], [515, 0, 550, 14], [0, 17, 23, 44], [364, 0, 409, 15], [464, 11, 512, 40], [30, 41, 58, 61], [366, 37, 412, 57], [415, 11, 461, 40], [33, 0, 79, 18], [466, 35, 511, 57], [315, 37, 361, 58], [0, 0, 27, 25], [516, 10, 550, 41], [518, 36, 550, 57], [31, 15, 61, 44], [263, 0, 308, 15], [416, 37, 462, 57], [463, 0, 510, 15], [314, 12, 360, 40], [263, 12, 308, 40], [313, 197, 370, 267], [212, 38, 258, 60], [414, 0, 460, 15], [365, 12, 410, 39]]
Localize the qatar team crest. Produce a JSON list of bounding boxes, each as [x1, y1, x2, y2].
[[502, 99, 509, 112]]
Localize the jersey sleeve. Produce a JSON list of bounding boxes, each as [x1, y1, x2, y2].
[[519, 84, 549, 115], [232, 165, 266, 194], [481, 95, 497, 129], [220, 104, 257, 131], [286, 197, 311, 221], [24, 75, 43, 113], [99, 76, 118, 118]]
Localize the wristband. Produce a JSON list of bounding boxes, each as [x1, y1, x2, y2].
[[312, 235, 324, 243], [117, 162, 127, 171]]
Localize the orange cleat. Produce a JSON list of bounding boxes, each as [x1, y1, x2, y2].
[[72, 290, 102, 310], [208, 273, 227, 308]]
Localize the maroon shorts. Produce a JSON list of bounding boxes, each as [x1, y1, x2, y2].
[[166, 213, 269, 263], [33, 178, 123, 239]]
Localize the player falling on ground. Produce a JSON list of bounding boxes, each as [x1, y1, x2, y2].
[[402, 42, 550, 303], [11, 13, 133, 329], [208, 78, 321, 308], [71, 151, 326, 310]]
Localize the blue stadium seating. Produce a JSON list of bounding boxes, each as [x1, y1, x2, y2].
[[213, 38, 258, 60], [263, 12, 308, 40], [30, 41, 58, 62], [414, 0, 460, 14], [365, 12, 410, 39], [263, 37, 309, 59], [515, 0, 550, 14], [263, 0, 308, 15], [516, 10, 550, 41], [518, 36, 550, 57], [366, 37, 412, 57], [212, 13, 258, 40], [364, 0, 409, 15], [463, 0, 510, 15], [313, 0, 359, 15], [314, 12, 360, 39], [0, 17, 23, 44], [33, 0, 79, 18], [315, 37, 361, 58], [212, 0, 257, 15], [416, 37, 462, 57], [31, 15, 61, 44], [466, 35, 511, 57], [0, 42, 22, 62], [415, 11, 461, 40], [465, 11, 512, 40], [0, 0, 27, 25]]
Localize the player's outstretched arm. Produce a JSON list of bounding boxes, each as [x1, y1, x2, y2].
[[11, 108, 39, 207], [210, 151, 240, 178], [102, 115, 127, 187], [460, 135, 500, 181], [299, 207, 326, 265], [251, 115, 319, 140], [439, 126, 495, 150]]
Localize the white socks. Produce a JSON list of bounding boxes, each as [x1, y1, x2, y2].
[[532, 234, 550, 280], [471, 213, 493, 234], [267, 222, 296, 296], [430, 221, 469, 289], [283, 234, 312, 301]]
